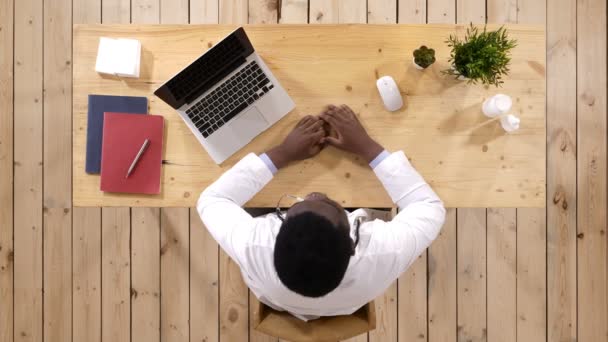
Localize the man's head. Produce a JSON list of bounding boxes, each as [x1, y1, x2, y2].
[[273, 192, 354, 298]]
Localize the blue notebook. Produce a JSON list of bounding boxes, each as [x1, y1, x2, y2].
[[85, 94, 148, 174]]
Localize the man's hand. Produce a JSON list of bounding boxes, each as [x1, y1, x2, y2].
[[266, 115, 326, 169], [320, 105, 384, 163]]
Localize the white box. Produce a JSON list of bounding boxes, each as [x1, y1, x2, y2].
[[95, 37, 141, 78]]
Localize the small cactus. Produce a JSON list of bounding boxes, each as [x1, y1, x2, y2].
[[413, 45, 436, 69]]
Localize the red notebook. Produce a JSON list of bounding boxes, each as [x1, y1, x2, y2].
[[100, 112, 164, 194]]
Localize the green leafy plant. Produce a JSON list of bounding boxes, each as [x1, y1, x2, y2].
[[413, 45, 436, 69], [443, 24, 517, 86]]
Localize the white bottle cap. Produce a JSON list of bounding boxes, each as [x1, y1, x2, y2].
[[500, 114, 520, 132]]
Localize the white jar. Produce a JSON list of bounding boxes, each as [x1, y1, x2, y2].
[[482, 94, 512, 118]]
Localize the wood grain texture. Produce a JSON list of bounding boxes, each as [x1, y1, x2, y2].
[[546, 0, 577, 340], [73, 208, 102, 342], [428, 0, 455, 23], [101, 208, 131, 342], [160, 208, 190, 342], [250, 293, 279, 342], [368, 283, 397, 342], [132, 0, 160, 24], [249, 0, 278, 23], [457, 208, 487, 342], [74, 0, 101, 23], [0, 0, 13, 340], [219, 250, 249, 342], [101, 0, 130, 24], [368, 0, 397, 23], [220, 0, 248, 24], [72, 4, 101, 342], [457, 0, 486, 23], [190, 209, 219, 342], [190, 0, 220, 24], [72, 24, 546, 208], [516, 208, 546, 341], [309, 0, 367, 23], [428, 208, 456, 342], [486, 208, 516, 342], [398, 0, 426, 23], [43, 0, 73, 340], [487, 0, 517, 24], [161, 0, 189, 24], [398, 254, 427, 342], [279, 0, 308, 23], [131, 208, 160, 342], [577, 0, 608, 340], [14, 0, 44, 340]]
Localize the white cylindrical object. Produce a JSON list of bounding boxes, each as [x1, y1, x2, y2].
[[483, 94, 512, 118], [500, 114, 520, 132], [413, 57, 424, 70]]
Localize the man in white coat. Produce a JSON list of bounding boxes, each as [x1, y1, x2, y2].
[[197, 104, 446, 320]]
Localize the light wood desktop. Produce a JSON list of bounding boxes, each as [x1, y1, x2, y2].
[[73, 24, 546, 208]]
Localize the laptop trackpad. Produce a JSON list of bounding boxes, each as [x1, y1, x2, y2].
[[230, 107, 269, 143]]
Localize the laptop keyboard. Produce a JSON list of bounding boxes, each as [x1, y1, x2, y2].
[[185, 61, 274, 138]]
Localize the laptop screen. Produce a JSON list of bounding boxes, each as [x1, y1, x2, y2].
[[154, 27, 255, 109]]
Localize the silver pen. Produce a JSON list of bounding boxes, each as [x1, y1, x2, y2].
[[126, 139, 150, 178]]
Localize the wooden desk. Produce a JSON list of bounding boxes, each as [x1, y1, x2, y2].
[[73, 24, 546, 208]]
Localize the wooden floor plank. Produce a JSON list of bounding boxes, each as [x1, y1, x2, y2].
[[13, 0, 44, 340], [577, 0, 608, 340], [546, 0, 577, 340], [160, 208, 190, 342], [131, 208, 160, 342], [368, 283, 398, 342], [428, 0, 455, 23], [132, 0, 160, 24], [101, 0, 130, 24], [487, 0, 517, 24], [190, 210, 219, 342], [428, 208, 456, 342], [515, 2, 547, 342], [220, 0, 248, 24], [368, 0, 397, 23], [398, 254, 427, 342], [486, 208, 516, 342], [219, 250, 249, 342], [516, 209, 546, 341], [73, 208, 102, 342], [279, 0, 308, 23], [0, 0, 14, 340], [398, 0, 426, 23], [309, 0, 367, 23], [249, 0, 278, 23], [457, 209, 487, 342], [190, 0, 220, 24], [72, 4, 101, 342], [43, 0, 73, 340], [101, 208, 131, 342], [456, 0, 486, 23]]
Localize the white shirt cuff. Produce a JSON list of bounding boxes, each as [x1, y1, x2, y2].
[[369, 150, 390, 169], [259, 153, 278, 175]]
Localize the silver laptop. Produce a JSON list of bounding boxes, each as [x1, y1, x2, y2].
[[154, 27, 295, 164]]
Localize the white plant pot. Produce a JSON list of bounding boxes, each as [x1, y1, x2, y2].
[[413, 57, 425, 70]]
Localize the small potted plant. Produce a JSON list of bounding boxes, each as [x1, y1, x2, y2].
[[412, 45, 436, 70], [443, 24, 517, 86]]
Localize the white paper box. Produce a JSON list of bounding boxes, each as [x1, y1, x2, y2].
[[95, 37, 141, 78]]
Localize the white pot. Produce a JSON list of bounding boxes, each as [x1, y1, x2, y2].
[[483, 94, 513, 118], [412, 57, 425, 70]]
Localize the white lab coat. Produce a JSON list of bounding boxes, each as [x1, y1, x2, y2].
[[197, 151, 446, 320]]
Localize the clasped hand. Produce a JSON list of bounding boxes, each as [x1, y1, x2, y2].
[[266, 105, 383, 169]]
